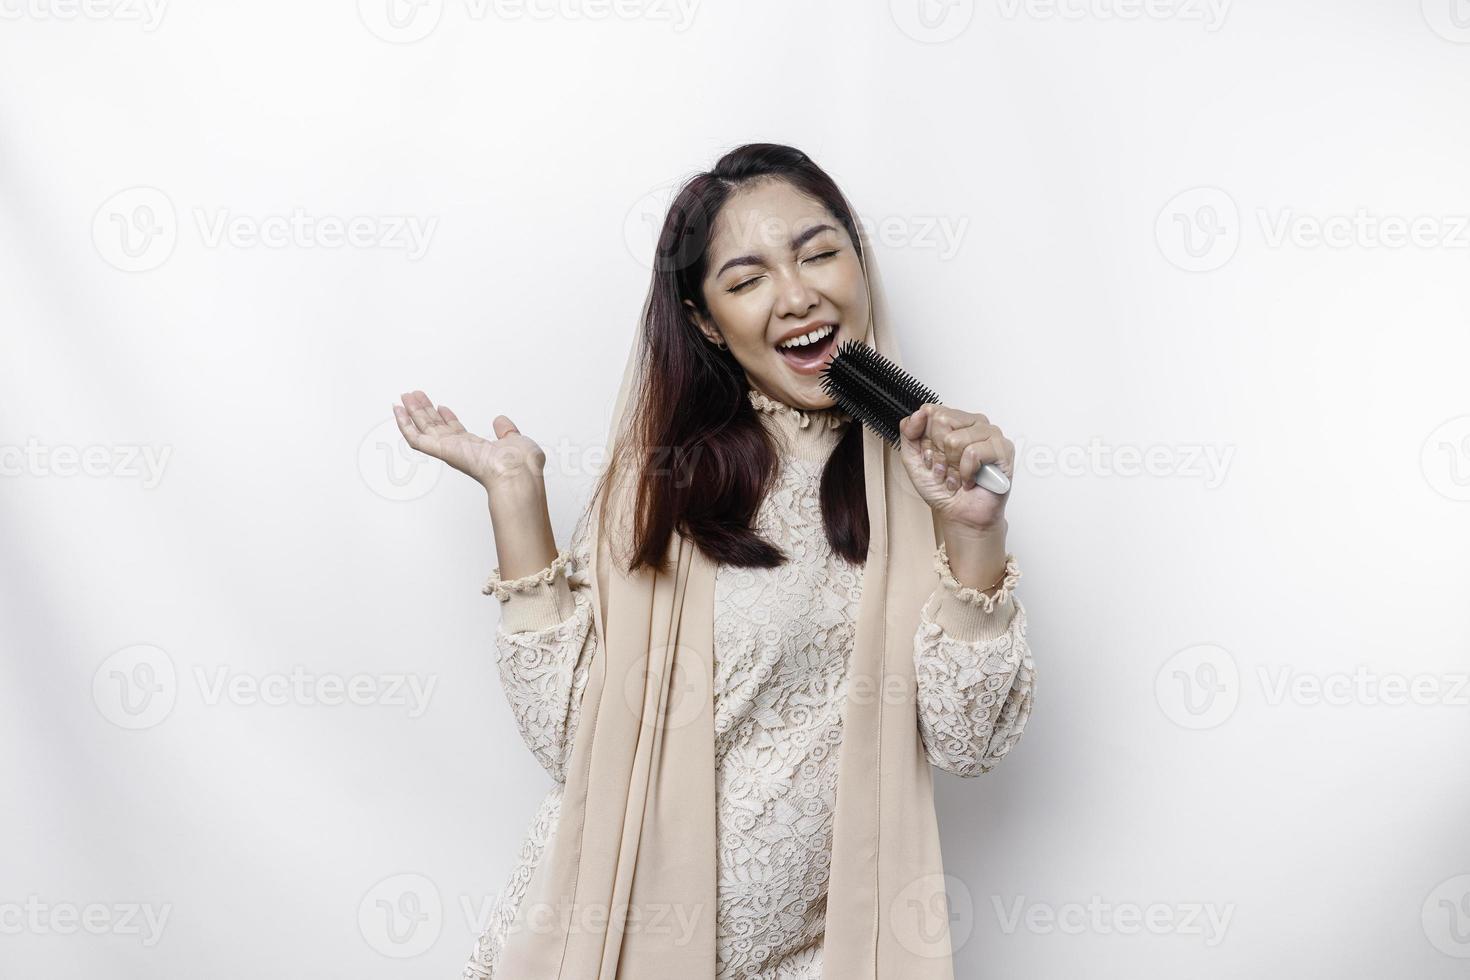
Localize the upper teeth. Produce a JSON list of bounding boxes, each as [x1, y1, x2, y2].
[[778, 325, 835, 349]]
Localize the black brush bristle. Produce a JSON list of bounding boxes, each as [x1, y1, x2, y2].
[[817, 339, 941, 446]]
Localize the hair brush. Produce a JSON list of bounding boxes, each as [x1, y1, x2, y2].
[[817, 338, 1012, 495]]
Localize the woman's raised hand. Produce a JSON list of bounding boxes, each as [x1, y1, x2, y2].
[[897, 403, 1014, 533], [393, 390, 547, 491]]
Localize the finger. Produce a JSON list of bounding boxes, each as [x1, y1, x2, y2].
[[957, 437, 1003, 488], [392, 404, 424, 448], [929, 405, 986, 435], [937, 423, 990, 470], [401, 390, 445, 433], [436, 404, 468, 435], [904, 404, 940, 466], [899, 404, 925, 441], [970, 433, 1014, 487], [492, 415, 519, 439], [398, 391, 427, 432], [944, 425, 1005, 485], [926, 408, 984, 465], [905, 405, 940, 470], [998, 436, 1015, 478]]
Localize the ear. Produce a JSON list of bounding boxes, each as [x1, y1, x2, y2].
[[683, 298, 723, 346]]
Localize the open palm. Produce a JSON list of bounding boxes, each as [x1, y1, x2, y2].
[[392, 390, 546, 488]]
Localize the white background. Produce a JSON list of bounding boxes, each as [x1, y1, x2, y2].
[[3, 1, 1469, 977]]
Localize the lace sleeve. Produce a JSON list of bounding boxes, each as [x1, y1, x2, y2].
[[912, 546, 1036, 778], [483, 515, 599, 783]]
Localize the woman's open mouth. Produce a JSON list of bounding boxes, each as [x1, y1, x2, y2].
[[775, 324, 839, 375]]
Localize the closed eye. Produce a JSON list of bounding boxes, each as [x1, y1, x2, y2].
[[728, 250, 839, 293]]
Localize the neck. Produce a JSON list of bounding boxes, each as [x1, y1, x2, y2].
[[746, 387, 853, 464]]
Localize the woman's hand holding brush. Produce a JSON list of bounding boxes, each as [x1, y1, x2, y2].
[[898, 404, 1014, 532], [815, 337, 1016, 594], [898, 404, 1015, 593]]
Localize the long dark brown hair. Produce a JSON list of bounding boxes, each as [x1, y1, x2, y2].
[[585, 143, 871, 576]]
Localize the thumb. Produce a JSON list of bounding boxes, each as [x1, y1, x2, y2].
[[492, 415, 519, 439], [899, 405, 927, 442]]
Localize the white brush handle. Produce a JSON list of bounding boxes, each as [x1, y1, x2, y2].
[[975, 462, 1011, 495]]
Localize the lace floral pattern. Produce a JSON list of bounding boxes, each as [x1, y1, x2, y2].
[[710, 454, 861, 979], [463, 409, 1035, 979], [463, 783, 563, 980], [914, 602, 1034, 777], [497, 526, 594, 785]]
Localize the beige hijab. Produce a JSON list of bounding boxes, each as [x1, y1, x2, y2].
[[494, 225, 955, 979]]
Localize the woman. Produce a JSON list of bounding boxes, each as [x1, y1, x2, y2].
[[393, 143, 1036, 980]]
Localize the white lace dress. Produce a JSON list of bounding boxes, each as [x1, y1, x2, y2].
[[464, 388, 1036, 980]]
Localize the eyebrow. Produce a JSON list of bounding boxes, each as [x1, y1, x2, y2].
[[713, 223, 839, 279]]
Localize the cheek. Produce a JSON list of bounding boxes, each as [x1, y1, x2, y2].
[[820, 257, 866, 306], [708, 295, 772, 350]]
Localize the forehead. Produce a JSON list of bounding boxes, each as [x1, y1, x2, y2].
[[708, 180, 840, 256]]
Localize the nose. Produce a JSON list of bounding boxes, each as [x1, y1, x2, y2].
[[772, 266, 820, 321]]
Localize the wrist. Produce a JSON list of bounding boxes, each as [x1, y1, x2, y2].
[[939, 518, 1009, 592], [483, 473, 547, 506], [939, 516, 1008, 544]]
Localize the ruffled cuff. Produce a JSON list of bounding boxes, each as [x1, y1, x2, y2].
[[482, 550, 578, 633], [924, 545, 1022, 644]]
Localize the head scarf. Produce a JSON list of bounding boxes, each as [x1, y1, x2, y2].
[[493, 222, 955, 979]]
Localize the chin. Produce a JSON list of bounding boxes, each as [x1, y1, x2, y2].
[[788, 383, 837, 411]]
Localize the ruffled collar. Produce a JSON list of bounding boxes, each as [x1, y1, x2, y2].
[[746, 387, 852, 430], [746, 387, 852, 465]]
